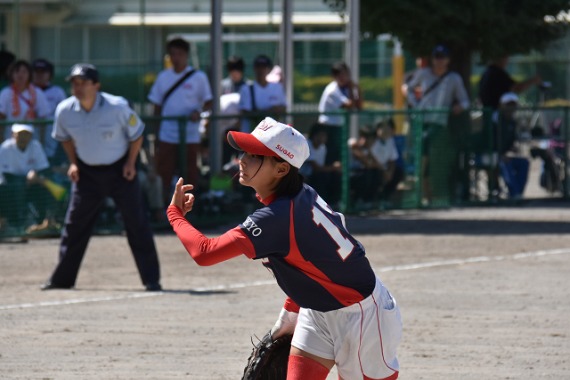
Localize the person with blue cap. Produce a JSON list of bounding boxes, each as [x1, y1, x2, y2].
[[405, 44, 471, 206]]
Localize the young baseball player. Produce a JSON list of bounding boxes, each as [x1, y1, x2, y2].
[[168, 117, 402, 380]]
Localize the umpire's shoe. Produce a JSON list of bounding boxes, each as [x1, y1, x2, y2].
[[40, 282, 73, 290], [145, 282, 162, 292]]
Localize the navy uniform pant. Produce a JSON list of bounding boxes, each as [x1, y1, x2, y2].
[[48, 156, 160, 288]]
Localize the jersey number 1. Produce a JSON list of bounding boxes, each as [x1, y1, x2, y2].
[[312, 196, 354, 260]]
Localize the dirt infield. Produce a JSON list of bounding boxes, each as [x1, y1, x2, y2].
[[1, 202, 570, 379]]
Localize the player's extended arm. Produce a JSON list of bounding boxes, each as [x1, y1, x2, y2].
[[167, 204, 255, 266]]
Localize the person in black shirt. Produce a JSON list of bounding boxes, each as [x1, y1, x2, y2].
[[478, 56, 541, 110]]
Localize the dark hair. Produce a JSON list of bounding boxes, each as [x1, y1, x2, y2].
[[32, 58, 55, 78], [271, 157, 304, 198], [331, 61, 349, 76], [358, 125, 376, 138], [308, 123, 328, 140], [253, 54, 273, 68], [226, 55, 245, 72], [7, 60, 32, 83], [376, 118, 395, 131], [167, 37, 190, 53]]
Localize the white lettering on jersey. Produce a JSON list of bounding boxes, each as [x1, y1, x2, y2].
[[243, 216, 263, 237], [312, 196, 354, 260]]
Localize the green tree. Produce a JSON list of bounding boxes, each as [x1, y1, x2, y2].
[[324, 0, 569, 89]]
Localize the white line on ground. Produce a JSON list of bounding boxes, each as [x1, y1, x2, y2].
[[0, 292, 158, 311], [2, 248, 569, 311]]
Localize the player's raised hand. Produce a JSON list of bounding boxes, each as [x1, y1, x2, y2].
[[170, 177, 195, 216]]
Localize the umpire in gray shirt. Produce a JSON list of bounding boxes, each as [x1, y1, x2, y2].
[[41, 63, 161, 291]]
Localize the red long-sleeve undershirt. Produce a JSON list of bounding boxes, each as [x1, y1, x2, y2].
[[167, 205, 256, 265], [167, 204, 300, 312]]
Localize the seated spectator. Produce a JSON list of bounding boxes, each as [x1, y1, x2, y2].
[[300, 124, 342, 206], [0, 124, 58, 232], [371, 118, 404, 202], [348, 126, 382, 207], [493, 92, 529, 199]]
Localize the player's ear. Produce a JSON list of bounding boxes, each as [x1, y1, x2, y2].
[[275, 161, 290, 178]]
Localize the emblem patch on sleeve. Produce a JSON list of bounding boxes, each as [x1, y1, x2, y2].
[[128, 113, 138, 127]]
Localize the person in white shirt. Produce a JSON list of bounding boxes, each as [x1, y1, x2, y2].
[[317, 62, 362, 164], [31, 58, 68, 166], [299, 124, 342, 206], [371, 119, 404, 201], [0, 60, 51, 141], [0, 123, 52, 230], [148, 37, 213, 203], [238, 55, 286, 132]]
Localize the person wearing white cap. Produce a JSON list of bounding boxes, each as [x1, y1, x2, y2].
[[0, 123, 52, 230], [167, 117, 402, 380]]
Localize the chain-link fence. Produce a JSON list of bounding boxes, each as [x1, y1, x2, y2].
[[1, 106, 568, 241]]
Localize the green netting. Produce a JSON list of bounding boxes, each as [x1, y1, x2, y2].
[[1, 107, 569, 241]]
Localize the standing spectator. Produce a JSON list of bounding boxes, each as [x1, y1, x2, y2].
[[148, 37, 213, 203], [31, 58, 68, 166], [478, 56, 542, 111], [406, 45, 470, 205], [493, 92, 529, 199], [41, 63, 161, 291], [238, 54, 286, 132], [0, 60, 50, 140], [221, 55, 247, 95], [371, 119, 404, 202], [299, 123, 342, 207], [219, 56, 248, 165], [0, 123, 52, 231], [318, 62, 362, 164]]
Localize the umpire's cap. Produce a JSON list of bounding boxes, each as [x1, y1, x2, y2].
[[66, 63, 99, 82]]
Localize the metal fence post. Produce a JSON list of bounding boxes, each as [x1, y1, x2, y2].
[[178, 117, 187, 183]]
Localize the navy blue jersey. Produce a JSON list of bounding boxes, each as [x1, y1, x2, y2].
[[239, 184, 376, 312]]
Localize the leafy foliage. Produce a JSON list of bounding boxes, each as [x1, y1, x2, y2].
[[323, 0, 569, 61]]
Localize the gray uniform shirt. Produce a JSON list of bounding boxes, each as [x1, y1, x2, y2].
[[407, 68, 470, 125], [52, 92, 144, 165]]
